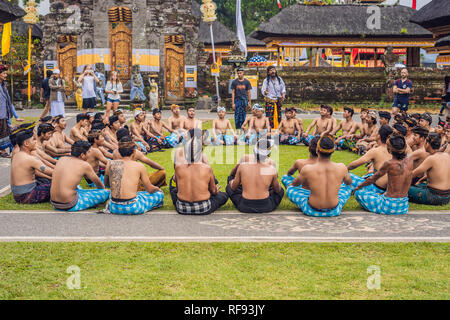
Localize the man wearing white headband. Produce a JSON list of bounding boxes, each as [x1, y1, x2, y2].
[[226, 138, 284, 213], [246, 104, 271, 145], [211, 107, 236, 145]]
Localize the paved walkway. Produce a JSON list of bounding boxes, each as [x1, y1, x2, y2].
[[0, 210, 448, 242]]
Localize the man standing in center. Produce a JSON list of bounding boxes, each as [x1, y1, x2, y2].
[[262, 66, 286, 129], [231, 67, 252, 131]]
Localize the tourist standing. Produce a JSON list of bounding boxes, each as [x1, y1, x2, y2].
[[105, 71, 123, 118], [392, 68, 412, 115], [262, 66, 286, 129], [39, 70, 53, 118], [231, 67, 252, 131], [0, 65, 13, 158], [78, 65, 100, 113], [48, 69, 66, 117]]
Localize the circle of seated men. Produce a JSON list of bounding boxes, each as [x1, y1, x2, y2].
[[8, 103, 450, 216]]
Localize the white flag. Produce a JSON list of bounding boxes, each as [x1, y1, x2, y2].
[[236, 0, 247, 57]]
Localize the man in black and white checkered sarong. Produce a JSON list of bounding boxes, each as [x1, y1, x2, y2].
[[170, 129, 228, 215]]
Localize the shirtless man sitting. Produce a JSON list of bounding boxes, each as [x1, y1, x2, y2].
[[277, 107, 302, 145], [246, 104, 270, 145], [85, 130, 110, 186], [409, 126, 430, 171], [404, 117, 418, 150], [182, 107, 202, 132], [354, 135, 413, 215], [240, 108, 257, 134], [104, 115, 121, 149], [148, 108, 179, 148], [37, 123, 70, 158], [347, 125, 394, 194], [50, 141, 110, 212], [327, 106, 338, 135], [31, 124, 58, 168], [130, 109, 152, 153], [211, 106, 236, 146], [49, 116, 74, 152], [104, 136, 164, 215], [418, 113, 432, 131], [409, 133, 450, 205], [70, 113, 89, 142], [113, 109, 127, 128], [168, 104, 186, 131], [10, 128, 54, 204], [302, 104, 333, 146], [333, 107, 358, 150], [227, 139, 284, 213], [170, 131, 228, 215], [113, 128, 167, 188], [282, 136, 320, 188], [354, 110, 378, 154], [286, 135, 352, 217]]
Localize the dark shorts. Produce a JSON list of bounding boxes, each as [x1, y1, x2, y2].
[[82, 97, 97, 109], [392, 97, 409, 111], [13, 178, 51, 204]]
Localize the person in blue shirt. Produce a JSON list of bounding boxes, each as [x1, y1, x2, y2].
[[392, 68, 412, 116]]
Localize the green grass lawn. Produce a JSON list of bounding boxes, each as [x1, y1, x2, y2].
[[1, 119, 449, 211], [0, 242, 448, 299]]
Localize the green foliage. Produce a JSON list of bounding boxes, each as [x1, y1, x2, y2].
[[197, 0, 298, 34]]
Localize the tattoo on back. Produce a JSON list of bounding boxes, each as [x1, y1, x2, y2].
[[40, 166, 46, 172], [110, 161, 124, 198]]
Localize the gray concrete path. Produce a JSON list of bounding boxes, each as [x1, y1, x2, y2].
[[0, 210, 448, 242]]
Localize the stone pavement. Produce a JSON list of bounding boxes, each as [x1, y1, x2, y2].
[[0, 210, 448, 242]]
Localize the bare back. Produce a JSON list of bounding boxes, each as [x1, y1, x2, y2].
[[107, 159, 146, 199], [175, 163, 214, 202], [384, 157, 414, 198], [236, 162, 278, 200]]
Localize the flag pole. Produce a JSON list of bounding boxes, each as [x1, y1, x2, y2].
[[210, 23, 221, 107], [28, 24, 31, 106]]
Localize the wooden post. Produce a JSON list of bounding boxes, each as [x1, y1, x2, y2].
[[341, 47, 345, 67], [374, 48, 377, 68], [309, 48, 313, 67]]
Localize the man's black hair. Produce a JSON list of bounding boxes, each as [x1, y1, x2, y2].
[[393, 124, 407, 137], [420, 113, 432, 125], [379, 111, 392, 121], [379, 125, 393, 144], [412, 126, 429, 139], [116, 127, 131, 141], [37, 123, 54, 137], [46, 70, 53, 78], [427, 133, 442, 150], [76, 113, 89, 123], [266, 65, 281, 85], [318, 136, 334, 158], [309, 136, 320, 157], [118, 136, 135, 157], [389, 135, 407, 160], [40, 116, 52, 123], [71, 141, 91, 157], [344, 107, 354, 117], [94, 112, 104, 121], [109, 115, 119, 126], [91, 121, 105, 130]]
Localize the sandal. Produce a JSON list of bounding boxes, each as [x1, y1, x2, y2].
[[0, 152, 11, 158]]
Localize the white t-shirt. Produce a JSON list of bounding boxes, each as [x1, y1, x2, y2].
[[105, 81, 123, 100], [82, 76, 96, 99]]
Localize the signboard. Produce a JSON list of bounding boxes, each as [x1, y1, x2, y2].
[[44, 60, 57, 75], [185, 65, 197, 88]]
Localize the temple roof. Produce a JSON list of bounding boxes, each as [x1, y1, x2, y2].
[[0, 0, 25, 24], [435, 35, 450, 48], [192, 0, 237, 45], [410, 0, 450, 30], [246, 32, 266, 46], [254, 4, 432, 40]]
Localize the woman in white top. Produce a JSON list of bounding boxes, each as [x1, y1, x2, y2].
[[78, 64, 99, 113], [105, 71, 123, 118]]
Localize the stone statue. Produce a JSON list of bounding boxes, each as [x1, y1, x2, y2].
[[94, 63, 106, 106], [200, 0, 217, 23], [381, 46, 398, 69], [148, 77, 159, 110], [130, 65, 146, 102]]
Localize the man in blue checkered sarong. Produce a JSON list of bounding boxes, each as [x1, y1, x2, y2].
[[286, 135, 353, 217], [353, 135, 413, 215], [231, 67, 252, 131], [282, 136, 320, 189], [50, 141, 110, 212], [103, 136, 164, 215]]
